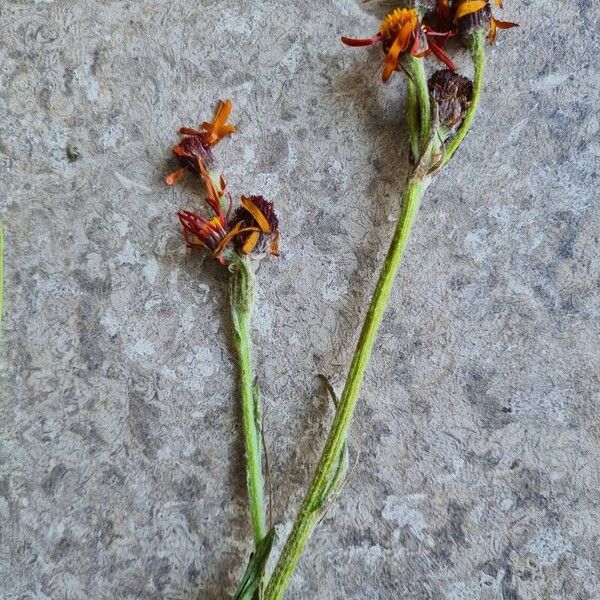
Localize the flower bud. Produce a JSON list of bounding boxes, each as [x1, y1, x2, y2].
[[428, 69, 473, 133]]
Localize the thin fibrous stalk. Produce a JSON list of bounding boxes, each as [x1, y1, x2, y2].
[[405, 55, 431, 151], [444, 30, 485, 163], [406, 79, 420, 162], [264, 32, 487, 597], [229, 254, 267, 547], [264, 176, 427, 600]]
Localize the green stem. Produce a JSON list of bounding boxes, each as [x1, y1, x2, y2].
[[444, 31, 485, 163], [230, 254, 267, 546], [264, 176, 427, 600], [406, 79, 420, 162], [404, 56, 431, 151]]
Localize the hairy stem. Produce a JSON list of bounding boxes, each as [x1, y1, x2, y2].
[[264, 176, 427, 599], [444, 31, 485, 163], [406, 79, 420, 162], [230, 255, 267, 546], [405, 56, 431, 150]]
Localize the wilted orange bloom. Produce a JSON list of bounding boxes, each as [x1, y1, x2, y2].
[[342, 8, 455, 82], [177, 163, 279, 263], [165, 100, 236, 186], [231, 196, 280, 257]]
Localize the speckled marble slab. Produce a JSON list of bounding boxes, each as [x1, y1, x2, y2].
[[1, 1, 599, 598]]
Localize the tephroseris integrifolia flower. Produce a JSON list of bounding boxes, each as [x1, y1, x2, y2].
[[342, 7, 455, 157], [168, 108, 280, 571], [231, 195, 280, 257], [176, 152, 279, 266], [264, 4, 516, 597], [341, 8, 455, 82]]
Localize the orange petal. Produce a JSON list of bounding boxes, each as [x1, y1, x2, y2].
[[240, 231, 261, 255], [341, 35, 380, 47], [165, 168, 185, 186], [219, 124, 237, 135], [488, 17, 497, 43], [382, 25, 413, 82], [201, 100, 236, 145], [454, 0, 487, 21], [241, 196, 271, 233], [427, 39, 456, 70], [212, 221, 244, 257], [172, 144, 189, 157], [213, 99, 232, 130], [494, 19, 518, 29], [179, 127, 202, 136], [494, 0, 503, 6]]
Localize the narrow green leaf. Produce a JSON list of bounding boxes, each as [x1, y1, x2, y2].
[[233, 528, 275, 600], [316, 441, 349, 511], [314, 374, 349, 510]]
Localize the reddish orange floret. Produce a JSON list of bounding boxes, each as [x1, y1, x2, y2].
[[341, 8, 455, 82], [177, 163, 233, 263], [200, 99, 237, 146]]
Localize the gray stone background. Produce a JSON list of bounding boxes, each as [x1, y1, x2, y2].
[[1, 0, 599, 598]]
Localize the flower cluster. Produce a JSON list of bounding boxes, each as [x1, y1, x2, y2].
[[342, 1, 516, 82], [166, 101, 280, 265]]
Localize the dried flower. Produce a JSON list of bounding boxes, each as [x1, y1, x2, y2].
[[428, 69, 473, 132], [341, 8, 455, 82], [165, 99, 236, 185], [453, 0, 517, 43], [231, 196, 280, 257], [177, 160, 279, 263]]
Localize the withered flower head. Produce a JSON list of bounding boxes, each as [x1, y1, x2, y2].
[[165, 99, 236, 186], [453, 0, 517, 43], [341, 8, 456, 82], [231, 196, 280, 257], [428, 69, 473, 132], [177, 163, 280, 264]]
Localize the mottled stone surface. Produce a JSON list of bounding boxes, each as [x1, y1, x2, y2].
[[1, 1, 599, 598]]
